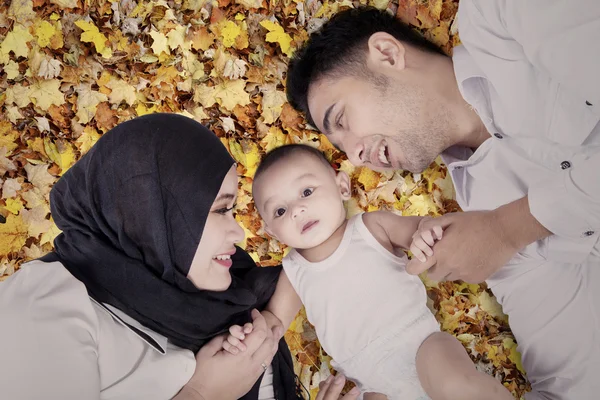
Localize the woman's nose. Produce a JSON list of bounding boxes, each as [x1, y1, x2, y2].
[[230, 218, 245, 244]]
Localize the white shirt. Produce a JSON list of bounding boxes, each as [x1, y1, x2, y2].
[[0, 261, 275, 400], [444, 0, 600, 264], [283, 214, 437, 364]]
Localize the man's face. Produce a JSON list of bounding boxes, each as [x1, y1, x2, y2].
[[307, 69, 451, 173], [253, 153, 350, 250]]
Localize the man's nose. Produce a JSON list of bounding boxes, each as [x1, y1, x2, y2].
[[347, 141, 366, 166]]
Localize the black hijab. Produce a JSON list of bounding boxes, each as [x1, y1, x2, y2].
[[46, 114, 302, 400]]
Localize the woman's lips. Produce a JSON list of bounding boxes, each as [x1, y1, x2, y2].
[[213, 258, 233, 268], [301, 220, 319, 234]]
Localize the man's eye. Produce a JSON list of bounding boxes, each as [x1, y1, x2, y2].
[[275, 208, 286, 217], [302, 188, 313, 197]]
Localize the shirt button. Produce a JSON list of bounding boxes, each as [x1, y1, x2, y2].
[[494, 133, 503, 139], [584, 230, 595, 237], [454, 166, 463, 170], [560, 161, 571, 170], [586, 101, 593, 106]]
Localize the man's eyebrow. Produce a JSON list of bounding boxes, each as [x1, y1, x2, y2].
[[322, 103, 335, 134], [214, 193, 235, 202]]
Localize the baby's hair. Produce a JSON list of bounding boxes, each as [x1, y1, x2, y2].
[[254, 144, 332, 183]]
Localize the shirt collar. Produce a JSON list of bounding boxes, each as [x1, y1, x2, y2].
[[90, 298, 168, 355]]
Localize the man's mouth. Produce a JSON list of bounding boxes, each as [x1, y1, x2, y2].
[[374, 142, 392, 167], [301, 220, 319, 234]]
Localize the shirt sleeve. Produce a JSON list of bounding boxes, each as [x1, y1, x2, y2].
[[502, 0, 600, 106], [0, 261, 101, 400]]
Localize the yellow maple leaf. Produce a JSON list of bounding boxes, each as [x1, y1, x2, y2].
[[33, 20, 57, 48], [5, 60, 20, 80], [135, 102, 160, 117], [261, 126, 288, 153], [229, 139, 260, 177], [213, 79, 251, 111], [8, 0, 37, 27], [502, 338, 525, 374], [237, 0, 262, 9], [5, 84, 31, 108], [220, 21, 241, 48], [75, 20, 112, 58], [105, 77, 137, 105], [478, 291, 508, 322], [167, 25, 190, 52], [0, 25, 34, 64], [405, 193, 438, 216], [261, 86, 287, 124], [76, 126, 102, 155], [4, 198, 23, 215], [28, 79, 65, 111], [149, 30, 170, 55], [43, 139, 76, 175], [260, 20, 293, 57], [40, 219, 61, 246], [0, 214, 28, 255], [0, 122, 20, 153], [357, 167, 381, 191]]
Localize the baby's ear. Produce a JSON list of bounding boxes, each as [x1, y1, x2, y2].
[[264, 223, 278, 240], [336, 171, 352, 201]]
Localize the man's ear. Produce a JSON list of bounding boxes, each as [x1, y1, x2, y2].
[[336, 170, 352, 201], [367, 32, 406, 71]]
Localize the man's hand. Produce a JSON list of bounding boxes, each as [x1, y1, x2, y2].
[[406, 197, 551, 283]]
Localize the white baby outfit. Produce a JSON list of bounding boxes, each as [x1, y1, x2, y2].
[[283, 213, 439, 399]]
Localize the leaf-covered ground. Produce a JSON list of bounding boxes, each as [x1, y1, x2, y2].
[[0, 0, 529, 398]]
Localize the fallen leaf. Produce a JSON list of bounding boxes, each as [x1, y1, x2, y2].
[[0, 214, 28, 255], [260, 19, 293, 57], [28, 79, 66, 111], [74, 20, 112, 58]]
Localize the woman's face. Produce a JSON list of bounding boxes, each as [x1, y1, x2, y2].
[[188, 165, 244, 291]]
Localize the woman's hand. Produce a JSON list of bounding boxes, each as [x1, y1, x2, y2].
[[315, 375, 360, 400], [175, 309, 282, 400]]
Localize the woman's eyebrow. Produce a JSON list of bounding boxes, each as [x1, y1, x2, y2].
[[214, 193, 235, 202]]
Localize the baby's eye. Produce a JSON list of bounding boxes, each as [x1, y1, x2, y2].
[[302, 188, 313, 197], [275, 208, 286, 217]]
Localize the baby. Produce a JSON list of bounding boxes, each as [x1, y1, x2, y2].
[[224, 144, 512, 400]]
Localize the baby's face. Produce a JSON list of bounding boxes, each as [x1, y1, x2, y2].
[[254, 153, 350, 250]]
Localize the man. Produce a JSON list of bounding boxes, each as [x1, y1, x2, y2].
[[286, 3, 599, 400]]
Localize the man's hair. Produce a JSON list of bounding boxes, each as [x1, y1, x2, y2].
[[286, 6, 445, 127], [254, 144, 331, 184]]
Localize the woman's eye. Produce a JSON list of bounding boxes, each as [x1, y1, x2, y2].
[[302, 188, 313, 197], [216, 204, 236, 215], [275, 208, 286, 217]]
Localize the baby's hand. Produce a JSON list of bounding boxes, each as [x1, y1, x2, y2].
[[222, 322, 254, 355], [410, 218, 443, 263]]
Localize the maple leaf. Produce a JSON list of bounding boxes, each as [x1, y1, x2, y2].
[[211, 79, 251, 111], [478, 291, 508, 322], [75, 83, 109, 124], [237, 0, 262, 9], [0, 214, 28, 255], [149, 30, 170, 55], [4, 60, 20, 80], [21, 187, 49, 211], [33, 20, 60, 48], [5, 106, 23, 124], [167, 25, 190, 52], [4, 198, 24, 215], [24, 163, 55, 195], [43, 139, 76, 175], [220, 21, 242, 48], [2, 179, 22, 199], [74, 20, 113, 58], [38, 58, 62, 79], [261, 126, 289, 153], [260, 20, 293, 57], [75, 126, 102, 155], [28, 79, 66, 111], [21, 243, 45, 260], [261, 85, 287, 124], [0, 148, 17, 175], [8, 0, 36, 27], [357, 167, 381, 191], [0, 25, 34, 64], [21, 205, 53, 238], [105, 77, 137, 105], [40, 220, 61, 246], [405, 193, 438, 216], [35, 117, 51, 132], [229, 139, 260, 177], [50, 0, 78, 8]]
